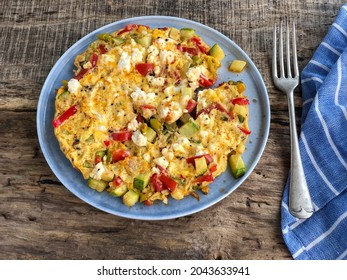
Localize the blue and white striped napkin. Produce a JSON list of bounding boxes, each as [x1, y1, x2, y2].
[[281, 4, 347, 260]]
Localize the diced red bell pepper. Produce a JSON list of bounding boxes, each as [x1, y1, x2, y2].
[[140, 104, 156, 110], [113, 176, 124, 186], [193, 173, 214, 183], [159, 175, 178, 192], [135, 63, 155, 76], [75, 52, 100, 80], [186, 154, 213, 166], [95, 155, 102, 164], [90, 53, 98, 67], [143, 200, 153, 206], [117, 24, 137, 35], [185, 99, 197, 113], [112, 149, 130, 163], [52, 105, 78, 128], [111, 131, 133, 142], [238, 126, 251, 135], [104, 140, 111, 147], [135, 114, 144, 123], [158, 27, 169, 30], [99, 44, 108, 54], [231, 97, 250, 105], [150, 173, 164, 192], [209, 165, 217, 173], [177, 45, 198, 56], [117, 24, 149, 36], [190, 37, 207, 53], [74, 68, 89, 80], [199, 74, 215, 87]]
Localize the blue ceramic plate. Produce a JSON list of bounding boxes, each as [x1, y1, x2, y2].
[[37, 16, 270, 220]]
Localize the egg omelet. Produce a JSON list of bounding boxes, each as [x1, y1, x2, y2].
[[52, 24, 250, 206]]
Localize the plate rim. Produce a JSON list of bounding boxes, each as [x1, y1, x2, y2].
[[37, 15, 270, 220]]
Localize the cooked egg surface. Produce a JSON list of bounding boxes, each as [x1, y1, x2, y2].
[[53, 25, 249, 206]]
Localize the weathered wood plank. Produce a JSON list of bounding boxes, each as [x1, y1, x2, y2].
[[0, 0, 344, 260]]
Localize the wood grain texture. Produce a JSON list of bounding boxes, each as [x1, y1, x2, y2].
[[0, 0, 344, 260]]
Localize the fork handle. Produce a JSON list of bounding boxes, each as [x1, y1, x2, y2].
[[287, 91, 314, 219]]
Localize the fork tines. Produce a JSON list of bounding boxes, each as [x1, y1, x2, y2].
[[272, 21, 299, 79]]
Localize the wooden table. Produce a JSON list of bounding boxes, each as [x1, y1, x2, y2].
[[0, 0, 344, 260]]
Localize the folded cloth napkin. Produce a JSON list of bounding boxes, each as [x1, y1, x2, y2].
[[281, 4, 347, 260]]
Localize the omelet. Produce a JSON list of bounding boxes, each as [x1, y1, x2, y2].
[[52, 24, 250, 206]]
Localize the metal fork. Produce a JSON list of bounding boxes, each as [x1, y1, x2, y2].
[[272, 21, 314, 219]]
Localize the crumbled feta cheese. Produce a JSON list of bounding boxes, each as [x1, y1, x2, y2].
[[127, 117, 140, 131], [199, 130, 209, 139], [89, 162, 105, 180], [100, 54, 116, 65], [118, 51, 131, 72], [131, 48, 144, 64], [156, 38, 167, 48], [130, 87, 156, 105], [200, 114, 211, 125], [154, 156, 169, 169], [147, 45, 159, 63], [186, 66, 203, 82], [164, 86, 174, 96], [68, 79, 80, 94], [152, 166, 160, 174], [195, 145, 207, 156], [143, 153, 151, 162], [96, 125, 107, 132], [172, 143, 186, 153], [159, 50, 175, 64], [147, 75, 165, 87], [154, 66, 161, 75], [130, 39, 136, 47], [131, 130, 147, 147], [162, 148, 174, 160], [168, 101, 183, 122], [159, 105, 170, 119]]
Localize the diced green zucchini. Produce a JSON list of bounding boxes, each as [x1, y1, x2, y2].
[[150, 118, 163, 133], [97, 33, 113, 41], [180, 28, 195, 40], [62, 80, 68, 86], [143, 127, 156, 143], [106, 149, 113, 164], [58, 91, 70, 99], [178, 120, 199, 138], [169, 28, 179, 39], [208, 44, 225, 62], [164, 122, 178, 132], [181, 87, 193, 98], [194, 156, 208, 176], [233, 104, 248, 123], [179, 113, 191, 124], [109, 184, 128, 197], [112, 37, 125, 45], [101, 169, 114, 182], [136, 36, 153, 48], [87, 178, 108, 192], [123, 189, 140, 206], [192, 55, 202, 65], [237, 114, 245, 123], [229, 154, 246, 179], [83, 161, 93, 168], [133, 173, 151, 190], [95, 150, 106, 158], [97, 33, 124, 45]]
